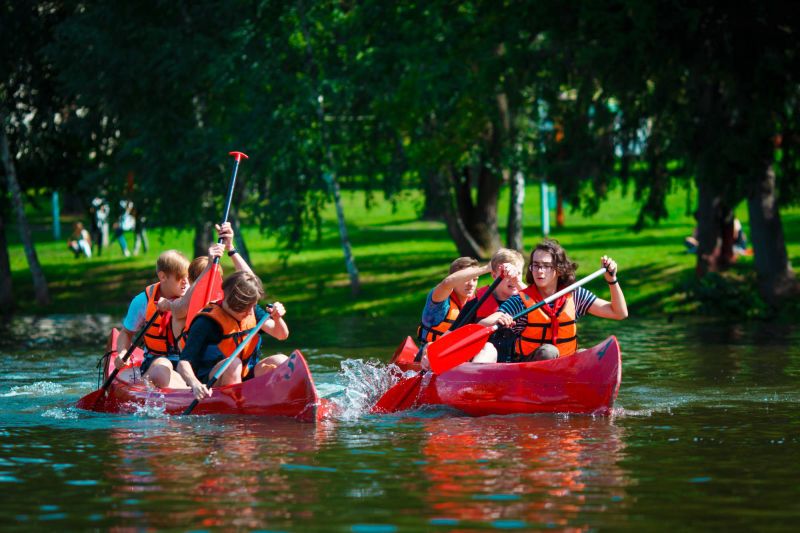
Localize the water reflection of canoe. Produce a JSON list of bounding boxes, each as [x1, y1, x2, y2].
[[74, 329, 330, 422], [382, 335, 622, 416]]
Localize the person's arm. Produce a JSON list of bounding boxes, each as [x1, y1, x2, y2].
[[587, 255, 628, 320], [216, 222, 253, 275], [499, 262, 527, 291], [114, 292, 147, 369], [166, 243, 225, 319], [478, 294, 522, 327], [177, 316, 221, 400], [430, 263, 491, 303], [259, 302, 289, 340]]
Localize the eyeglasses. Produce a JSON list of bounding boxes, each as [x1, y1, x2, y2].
[[529, 263, 555, 271]]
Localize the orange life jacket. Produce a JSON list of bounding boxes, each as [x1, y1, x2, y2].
[[196, 301, 260, 378], [417, 295, 463, 344], [515, 286, 577, 359], [142, 283, 179, 358]]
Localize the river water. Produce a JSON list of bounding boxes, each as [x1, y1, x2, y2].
[[1, 315, 799, 531]]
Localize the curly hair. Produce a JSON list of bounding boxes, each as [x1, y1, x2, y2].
[[525, 239, 577, 287]]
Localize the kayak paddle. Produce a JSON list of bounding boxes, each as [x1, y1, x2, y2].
[[186, 151, 248, 328], [427, 266, 609, 374], [371, 275, 503, 414], [182, 305, 270, 415], [83, 311, 161, 409]]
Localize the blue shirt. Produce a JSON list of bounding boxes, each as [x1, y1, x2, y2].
[[420, 289, 456, 330]]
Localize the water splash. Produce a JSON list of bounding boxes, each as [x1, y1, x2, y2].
[[332, 359, 414, 420], [4, 381, 66, 397]]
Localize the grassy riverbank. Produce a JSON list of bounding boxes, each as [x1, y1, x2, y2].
[[7, 184, 800, 344]]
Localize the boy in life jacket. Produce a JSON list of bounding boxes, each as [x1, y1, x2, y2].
[[458, 248, 527, 362], [114, 249, 190, 388], [177, 271, 289, 401], [480, 239, 628, 362], [415, 257, 491, 363], [156, 222, 253, 348]]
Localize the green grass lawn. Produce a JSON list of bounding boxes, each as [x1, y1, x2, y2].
[[6, 183, 800, 344]]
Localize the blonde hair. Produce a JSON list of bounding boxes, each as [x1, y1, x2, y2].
[[222, 271, 265, 313], [449, 257, 479, 274], [490, 248, 524, 272], [156, 250, 189, 278]]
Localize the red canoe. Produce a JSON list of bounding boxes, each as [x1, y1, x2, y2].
[[377, 335, 622, 416], [74, 329, 330, 422]]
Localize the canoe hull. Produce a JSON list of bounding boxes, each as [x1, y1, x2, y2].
[[383, 336, 621, 416], [74, 330, 329, 422]]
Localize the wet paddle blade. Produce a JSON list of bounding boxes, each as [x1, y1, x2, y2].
[[370, 374, 424, 414], [186, 264, 223, 328], [74, 389, 106, 412], [427, 324, 494, 375]]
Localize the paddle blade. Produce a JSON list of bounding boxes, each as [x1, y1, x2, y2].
[[73, 389, 106, 412], [427, 324, 494, 374], [370, 374, 424, 414], [186, 264, 223, 328]]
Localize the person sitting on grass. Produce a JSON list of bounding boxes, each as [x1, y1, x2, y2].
[[156, 222, 253, 350], [415, 256, 492, 364], [177, 271, 289, 401], [480, 239, 628, 362], [67, 222, 92, 259], [114, 250, 190, 388]]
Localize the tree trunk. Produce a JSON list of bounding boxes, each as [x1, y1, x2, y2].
[[229, 211, 252, 267], [0, 112, 50, 305], [193, 221, 214, 259], [693, 180, 734, 276], [298, 0, 360, 297], [506, 170, 524, 251], [0, 207, 14, 315], [452, 165, 501, 256], [431, 170, 484, 258], [747, 163, 799, 306]]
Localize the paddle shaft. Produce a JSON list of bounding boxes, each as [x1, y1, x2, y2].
[[509, 267, 608, 321], [451, 274, 504, 330], [98, 312, 160, 392], [182, 305, 271, 415], [199, 151, 248, 307]]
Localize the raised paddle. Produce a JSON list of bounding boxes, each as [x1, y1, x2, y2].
[[370, 275, 504, 414], [186, 151, 248, 328], [426, 266, 609, 374], [85, 312, 161, 409], [182, 305, 271, 415]]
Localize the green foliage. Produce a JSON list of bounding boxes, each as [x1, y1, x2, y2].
[[682, 272, 770, 320]]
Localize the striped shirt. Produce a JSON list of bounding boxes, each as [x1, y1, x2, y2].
[[497, 287, 597, 321]]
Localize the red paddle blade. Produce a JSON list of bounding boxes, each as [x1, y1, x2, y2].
[[370, 374, 424, 414], [427, 324, 494, 374], [186, 265, 223, 328], [73, 389, 106, 412]]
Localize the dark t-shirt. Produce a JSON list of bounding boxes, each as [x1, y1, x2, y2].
[[180, 306, 266, 382]]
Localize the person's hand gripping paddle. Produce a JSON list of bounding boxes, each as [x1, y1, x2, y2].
[[370, 274, 505, 414], [186, 152, 248, 328]]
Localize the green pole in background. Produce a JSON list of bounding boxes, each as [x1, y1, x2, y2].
[[52, 191, 60, 240]]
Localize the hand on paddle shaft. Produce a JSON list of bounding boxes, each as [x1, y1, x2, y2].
[[186, 152, 248, 328], [426, 267, 609, 375], [182, 304, 273, 416]]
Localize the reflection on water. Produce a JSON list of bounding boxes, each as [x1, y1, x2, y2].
[[0, 315, 799, 530]]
